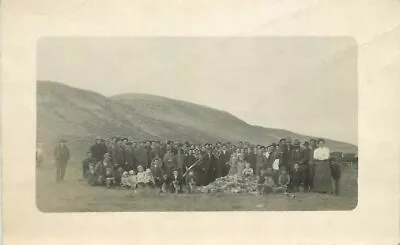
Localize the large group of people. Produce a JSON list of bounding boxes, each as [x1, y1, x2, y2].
[[66, 136, 341, 195]]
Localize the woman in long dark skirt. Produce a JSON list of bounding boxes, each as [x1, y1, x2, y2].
[[312, 139, 332, 193]]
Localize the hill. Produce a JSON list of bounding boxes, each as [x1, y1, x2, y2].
[[37, 81, 357, 162]]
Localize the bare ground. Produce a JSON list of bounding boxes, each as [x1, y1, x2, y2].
[[36, 164, 358, 212]]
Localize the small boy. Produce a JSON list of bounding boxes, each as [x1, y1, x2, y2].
[[186, 171, 196, 193], [276, 167, 291, 194], [105, 166, 115, 188], [257, 168, 267, 195], [170, 169, 182, 193], [160, 173, 170, 193], [120, 171, 130, 188], [242, 162, 254, 177], [128, 170, 137, 189]]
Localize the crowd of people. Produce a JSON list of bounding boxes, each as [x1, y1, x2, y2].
[[48, 136, 342, 195], [59, 136, 342, 195]]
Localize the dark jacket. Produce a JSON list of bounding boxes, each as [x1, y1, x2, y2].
[[111, 145, 125, 166], [134, 147, 149, 168], [90, 143, 108, 162], [54, 144, 70, 163], [124, 149, 137, 171]]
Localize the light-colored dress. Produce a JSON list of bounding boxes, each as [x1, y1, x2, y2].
[[313, 146, 332, 193], [228, 159, 238, 176], [236, 161, 246, 177]]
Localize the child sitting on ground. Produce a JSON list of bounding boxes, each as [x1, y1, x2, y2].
[[185, 171, 196, 193], [170, 169, 182, 193], [257, 168, 267, 195], [144, 168, 155, 187], [242, 162, 254, 177], [160, 173, 170, 193], [276, 167, 291, 194], [120, 171, 130, 188], [128, 170, 137, 189], [136, 165, 147, 187], [105, 165, 115, 188]]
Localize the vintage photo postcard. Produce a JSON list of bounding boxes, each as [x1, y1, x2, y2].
[[2, 0, 399, 244], [36, 37, 358, 212]]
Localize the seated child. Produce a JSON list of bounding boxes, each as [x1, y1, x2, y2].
[[257, 168, 267, 195], [160, 173, 170, 193], [263, 168, 276, 194], [170, 169, 182, 193], [128, 170, 137, 189], [136, 165, 147, 187], [242, 162, 254, 177], [144, 168, 155, 187], [185, 171, 196, 193], [120, 171, 131, 188], [105, 166, 115, 188], [151, 158, 164, 187], [276, 167, 291, 194]]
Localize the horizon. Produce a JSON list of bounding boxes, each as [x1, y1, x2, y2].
[[37, 80, 357, 146], [37, 37, 358, 145]]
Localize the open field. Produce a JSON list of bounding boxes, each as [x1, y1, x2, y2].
[[36, 163, 358, 212]]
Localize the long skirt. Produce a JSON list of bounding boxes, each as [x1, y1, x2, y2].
[[313, 160, 332, 193]]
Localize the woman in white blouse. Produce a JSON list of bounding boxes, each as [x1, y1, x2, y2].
[[312, 139, 332, 193]]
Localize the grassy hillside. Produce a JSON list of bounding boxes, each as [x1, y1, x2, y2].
[[37, 81, 357, 163]]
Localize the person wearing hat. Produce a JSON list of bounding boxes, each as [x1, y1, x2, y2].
[[301, 141, 311, 191], [90, 137, 108, 163], [53, 139, 70, 182], [219, 144, 231, 177], [124, 142, 137, 172], [289, 140, 303, 166]]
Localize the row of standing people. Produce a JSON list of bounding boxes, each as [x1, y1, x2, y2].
[[82, 137, 336, 194]]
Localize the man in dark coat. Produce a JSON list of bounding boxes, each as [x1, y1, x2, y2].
[[255, 147, 267, 176], [90, 137, 108, 162], [245, 147, 257, 172], [54, 139, 70, 182], [218, 144, 231, 177], [194, 152, 210, 186], [278, 139, 289, 170], [111, 138, 125, 184], [124, 142, 137, 172], [163, 148, 177, 175], [301, 141, 311, 191], [134, 142, 149, 169], [206, 149, 217, 183]]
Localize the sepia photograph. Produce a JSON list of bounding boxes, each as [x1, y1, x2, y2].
[[36, 37, 358, 212]]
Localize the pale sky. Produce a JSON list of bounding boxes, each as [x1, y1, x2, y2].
[[37, 37, 358, 145]]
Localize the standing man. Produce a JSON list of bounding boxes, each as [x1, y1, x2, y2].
[[111, 138, 125, 184], [219, 144, 231, 177], [90, 137, 108, 163], [54, 139, 70, 182], [255, 147, 267, 175], [278, 138, 289, 170]]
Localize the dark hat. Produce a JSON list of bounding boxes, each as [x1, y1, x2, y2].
[[303, 141, 310, 146], [59, 139, 67, 143], [271, 143, 277, 147], [294, 139, 300, 145]]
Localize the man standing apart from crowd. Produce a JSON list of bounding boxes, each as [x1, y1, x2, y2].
[[54, 139, 70, 182]]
